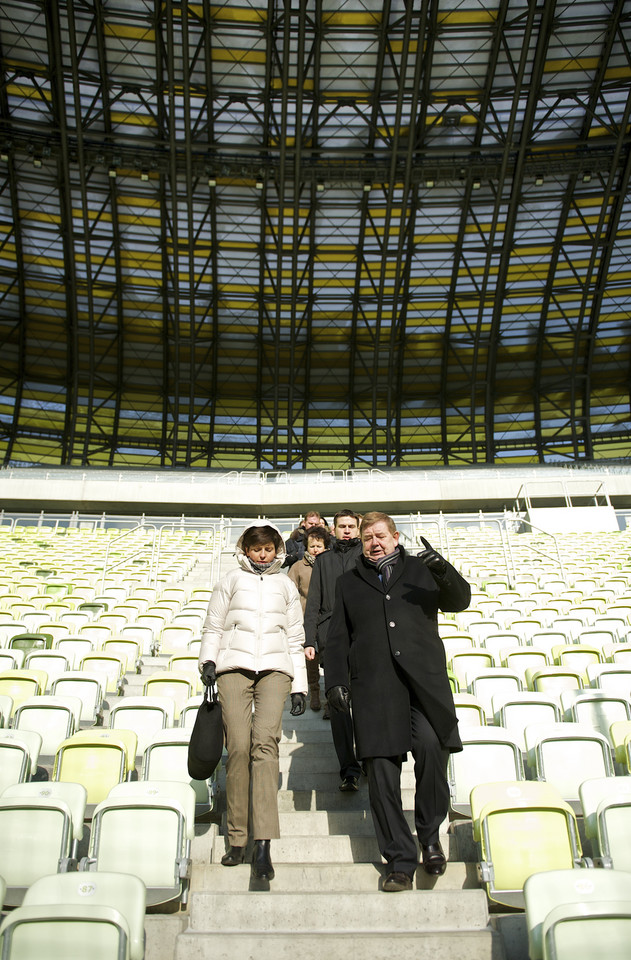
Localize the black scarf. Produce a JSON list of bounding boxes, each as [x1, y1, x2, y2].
[[362, 546, 401, 584]]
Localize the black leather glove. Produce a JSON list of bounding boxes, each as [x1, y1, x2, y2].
[[418, 537, 447, 578], [290, 693, 306, 716], [327, 685, 351, 714], [201, 660, 217, 686]]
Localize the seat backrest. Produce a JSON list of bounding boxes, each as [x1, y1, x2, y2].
[[14, 694, 83, 756], [524, 721, 615, 806], [0, 796, 75, 898], [50, 671, 105, 723], [0, 692, 14, 727], [2, 780, 87, 841], [109, 696, 175, 755], [53, 731, 134, 804], [524, 868, 631, 960], [0, 870, 146, 960], [89, 790, 192, 903], [448, 730, 525, 816]]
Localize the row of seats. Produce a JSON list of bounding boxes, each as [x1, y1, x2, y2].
[[449, 721, 631, 814], [0, 778, 194, 908], [0, 716, 213, 804], [0, 667, 204, 726]]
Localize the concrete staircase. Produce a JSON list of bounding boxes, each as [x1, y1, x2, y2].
[[139, 553, 520, 960], [168, 707, 505, 960]]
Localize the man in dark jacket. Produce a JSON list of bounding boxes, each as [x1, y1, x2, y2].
[[304, 508, 363, 789], [324, 511, 470, 891]]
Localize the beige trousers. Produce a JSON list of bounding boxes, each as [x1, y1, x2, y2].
[[217, 669, 291, 845]]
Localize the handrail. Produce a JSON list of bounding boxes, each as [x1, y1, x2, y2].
[[510, 515, 566, 582], [100, 523, 158, 593], [151, 520, 224, 587], [442, 517, 515, 587]]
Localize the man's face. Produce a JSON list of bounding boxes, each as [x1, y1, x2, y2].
[[361, 521, 399, 559], [334, 515, 359, 540], [304, 513, 320, 530]]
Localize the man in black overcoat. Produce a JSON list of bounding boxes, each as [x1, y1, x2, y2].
[[324, 511, 470, 892]]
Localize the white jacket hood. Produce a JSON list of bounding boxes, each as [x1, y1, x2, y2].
[[235, 520, 286, 574]]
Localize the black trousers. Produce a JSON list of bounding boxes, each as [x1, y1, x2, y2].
[[330, 705, 362, 780], [365, 704, 450, 876]]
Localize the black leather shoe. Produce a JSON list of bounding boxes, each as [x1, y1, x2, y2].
[[421, 841, 447, 875], [383, 871, 413, 892], [251, 840, 275, 880], [221, 845, 245, 866], [339, 776, 359, 792]]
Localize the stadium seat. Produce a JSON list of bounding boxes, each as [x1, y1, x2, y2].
[[481, 632, 522, 660], [448, 728, 525, 817], [0, 670, 48, 715], [101, 638, 142, 674], [609, 720, 631, 772], [13, 695, 83, 759], [471, 780, 583, 908], [178, 695, 204, 728], [81, 780, 195, 906], [0, 693, 13, 727], [143, 673, 196, 718], [78, 654, 126, 696], [552, 644, 602, 678], [587, 663, 631, 697], [0, 870, 146, 960], [493, 692, 562, 747], [23, 650, 70, 689], [452, 693, 486, 728], [0, 648, 25, 670], [109, 695, 176, 756], [526, 665, 584, 695], [51, 672, 105, 725], [53, 730, 137, 805], [524, 721, 615, 810], [157, 624, 195, 656], [468, 667, 523, 719], [579, 776, 631, 870], [0, 729, 42, 793], [141, 727, 216, 807], [524, 868, 631, 960], [560, 689, 631, 742], [54, 637, 96, 669], [0, 781, 87, 906]]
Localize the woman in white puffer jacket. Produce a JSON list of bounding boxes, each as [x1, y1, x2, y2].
[[198, 521, 308, 881]]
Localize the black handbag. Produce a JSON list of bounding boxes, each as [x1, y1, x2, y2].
[[187, 684, 224, 780]]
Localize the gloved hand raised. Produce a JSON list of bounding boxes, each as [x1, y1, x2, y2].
[[418, 537, 447, 578], [201, 660, 217, 686], [290, 693, 307, 716], [327, 685, 351, 714]]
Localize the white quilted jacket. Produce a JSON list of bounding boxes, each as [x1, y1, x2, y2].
[[198, 523, 308, 694]]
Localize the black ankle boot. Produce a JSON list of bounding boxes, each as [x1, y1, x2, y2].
[[251, 840, 274, 880], [221, 845, 245, 866]]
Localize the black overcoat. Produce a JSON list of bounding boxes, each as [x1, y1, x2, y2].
[[324, 545, 471, 760]]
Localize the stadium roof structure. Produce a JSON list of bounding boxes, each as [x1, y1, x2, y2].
[[0, 0, 629, 472]]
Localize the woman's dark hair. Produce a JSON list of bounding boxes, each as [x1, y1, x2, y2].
[[306, 525, 331, 549], [242, 525, 283, 552]]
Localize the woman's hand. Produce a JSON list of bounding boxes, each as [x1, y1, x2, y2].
[[290, 693, 307, 716]]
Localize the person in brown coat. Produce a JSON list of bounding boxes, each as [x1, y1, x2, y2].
[[287, 524, 331, 710]]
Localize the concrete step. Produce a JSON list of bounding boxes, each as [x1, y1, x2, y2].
[[276, 767, 418, 790], [211, 833, 384, 863], [275, 787, 414, 812], [192, 860, 480, 892], [187, 889, 492, 933], [175, 929, 503, 960]]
